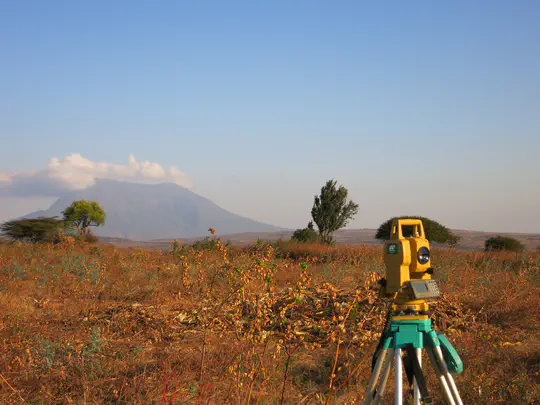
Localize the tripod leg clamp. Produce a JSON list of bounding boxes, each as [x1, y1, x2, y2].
[[437, 333, 463, 375], [423, 330, 463, 375]]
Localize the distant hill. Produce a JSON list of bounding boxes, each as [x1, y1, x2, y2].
[[21, 179, 283, 240]]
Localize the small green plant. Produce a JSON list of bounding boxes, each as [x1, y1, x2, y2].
[[82, 326, 105, 357], [61, 253, 101, 283], [89, 245, 104, 257], [170, 239, 181, 255], [35, 337, 59, 370], [1, 262, 27, 281]]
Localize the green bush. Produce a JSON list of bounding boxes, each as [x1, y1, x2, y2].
[[183, 236, 231, 252], [291, 222, 319, 243], [484, 236, 524, 252], [375, 216, 460, 245]]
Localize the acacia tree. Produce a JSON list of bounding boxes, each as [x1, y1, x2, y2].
[[0, 217, 64, 243], [62, 200, 106, 235], [311, 180, 359, 244]]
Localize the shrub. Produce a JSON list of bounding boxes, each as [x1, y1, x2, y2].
[[183, 235, 231, 252], [189, 236, 222, 251], [80, 230, 99, 244], [485, 236, 525, 252], [375, 216, 460, 245], [291, 222, 319, 243]]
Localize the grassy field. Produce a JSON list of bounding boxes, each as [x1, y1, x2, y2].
[[0, 237, 539, 404]]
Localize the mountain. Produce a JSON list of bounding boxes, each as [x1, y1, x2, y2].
[[21, 179, 283, 240]]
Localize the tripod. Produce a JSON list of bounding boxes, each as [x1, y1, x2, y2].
[[363, 313, 464, 405]]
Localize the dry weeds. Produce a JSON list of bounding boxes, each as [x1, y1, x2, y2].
[[0, 237, 539, 404]]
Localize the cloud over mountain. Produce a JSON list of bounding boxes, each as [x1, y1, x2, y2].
[[0, 154, 192, 197], [21, 178, 281, 240]]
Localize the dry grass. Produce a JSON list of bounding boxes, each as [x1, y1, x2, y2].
[[0, 237, 539, 404]]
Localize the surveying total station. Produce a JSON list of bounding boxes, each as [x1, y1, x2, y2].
[[364, 219, 464, 405]]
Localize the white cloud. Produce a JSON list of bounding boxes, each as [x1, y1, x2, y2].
[[0, 173, 12, 184], [0, 153, 192, 196]]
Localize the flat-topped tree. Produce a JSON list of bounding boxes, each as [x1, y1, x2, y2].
[[0, 217, 64, 243]]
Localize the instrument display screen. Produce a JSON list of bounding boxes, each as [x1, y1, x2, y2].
[[409, 279, 440, 299], [414, 283, 428, 292]]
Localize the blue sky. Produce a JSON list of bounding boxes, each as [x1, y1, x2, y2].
[[1, 1, 539, 233]]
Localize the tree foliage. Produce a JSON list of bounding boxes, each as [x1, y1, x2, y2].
[[0, 217, 64, 243], [311, 180, 359, 244], [484, 235, 524, 252], [62, 200, 106, 234], [375, 216, 460, 245], [291, 221, 319, 243]]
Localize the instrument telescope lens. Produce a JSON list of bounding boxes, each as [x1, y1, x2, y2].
[[418, 247, 430, 264]]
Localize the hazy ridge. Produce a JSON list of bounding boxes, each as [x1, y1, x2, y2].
[[100, 228, 540, 251]]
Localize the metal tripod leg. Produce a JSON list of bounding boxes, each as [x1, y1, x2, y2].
[[404, 345, 432, 404], [433, 346, 464, 405], [370, 348, 395, 405], [425, 346, 456, 405], [364, 348, 389, 405], [395, 349, 403, 405], [413, 348, 421, 405]]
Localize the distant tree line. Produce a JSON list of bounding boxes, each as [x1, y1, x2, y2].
[[290, 179, 527, 251], [0, 200, 106, 244], [2, 186, 528, 253]]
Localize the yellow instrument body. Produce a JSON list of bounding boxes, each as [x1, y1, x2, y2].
[[382, 219, 433, 312]]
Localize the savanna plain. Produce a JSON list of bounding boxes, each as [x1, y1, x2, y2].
[[0, 236, 539, 404]]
